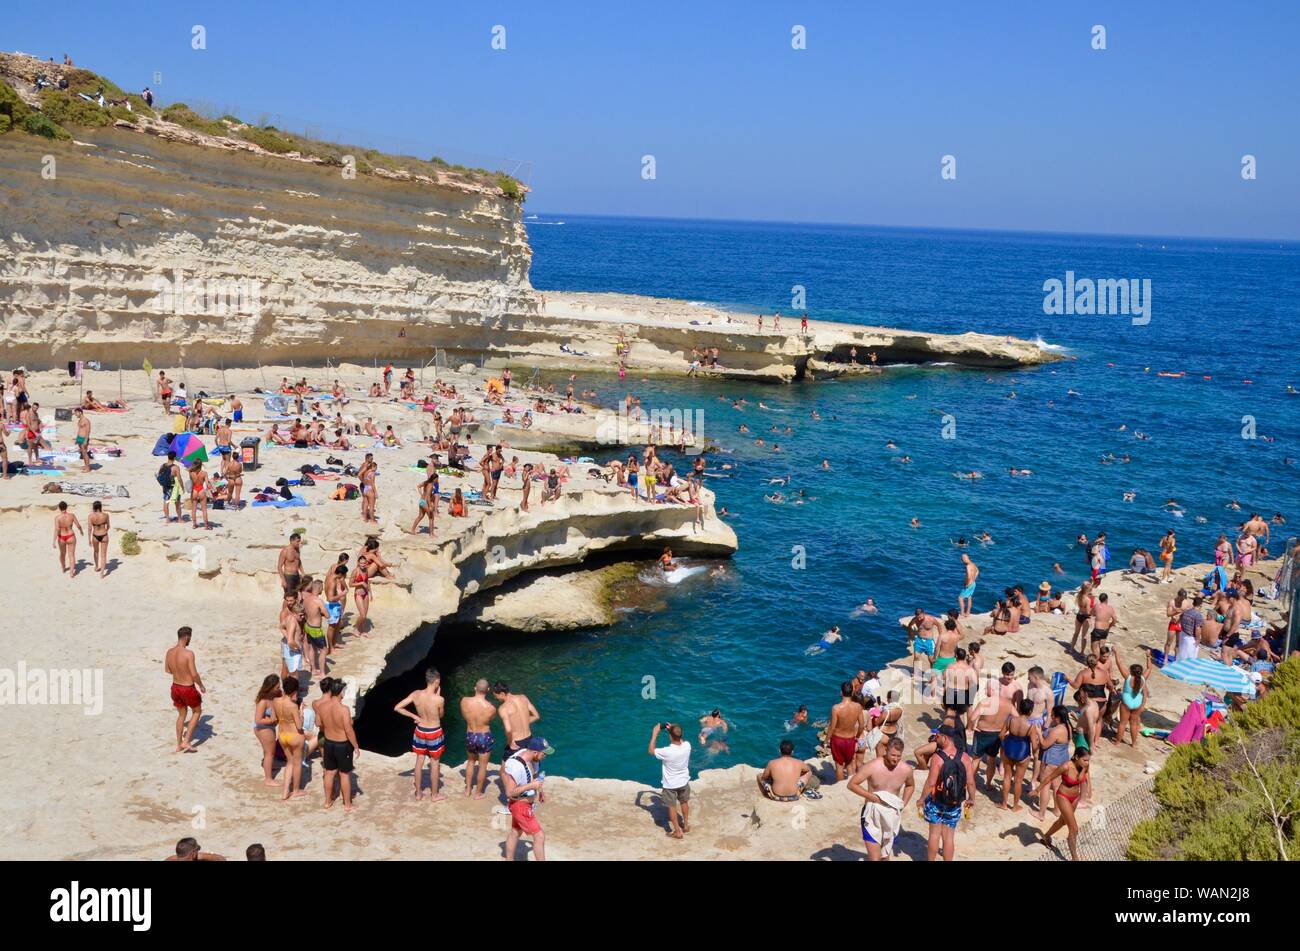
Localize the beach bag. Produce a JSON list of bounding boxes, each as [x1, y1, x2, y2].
[[935, 749, 966, 807]]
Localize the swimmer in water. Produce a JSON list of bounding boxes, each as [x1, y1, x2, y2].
[[853, 598, 879, 616], [952, 537, 969, 548], [1053, 563, 1065, 574], [821, 459, 830, 470], [659, 546, 678, 573], [1122, 491, 1136, 503], [977, 531, 994, 544], [765, 492, 785, 504], [699, 710, 729, 751], [806, 625, 843, 654], [766, 476, 789, 485], [910, 517, 921, 529]]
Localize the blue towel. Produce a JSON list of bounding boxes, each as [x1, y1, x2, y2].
[[251, 492, 308, 508], [1051, 671, 1068, 707]]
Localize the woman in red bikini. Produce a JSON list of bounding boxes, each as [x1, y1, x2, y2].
[[1033, 748, 1091, 861], [350, 561, 372, 635], [188, 461, 211, 530]]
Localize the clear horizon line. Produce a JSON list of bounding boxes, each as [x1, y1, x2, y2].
[[525, 212, 1300, 247]]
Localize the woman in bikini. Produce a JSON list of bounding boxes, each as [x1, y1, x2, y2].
[[1035, 705, 1073, 817], [188, 461, 211, 530], [1116, 650, 1154, 747], [253, 675, 282, 787], [983, 599, 1011, 636], [449, 488, 466, 517], [1034, 748, 1091, 861], [350, 561, 372, 635], [272, 677, 307, 800], [409, 472, 438, 536], [998, 697, 1039, 811], [1159, 529, 1177, 582], [88, 501, 111, 578], [1071, 581, 1094, 653]]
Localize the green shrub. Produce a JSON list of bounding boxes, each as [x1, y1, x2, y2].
[[0, 78, 30, 131], [0, 114, 10, 134], [239, 124, 298, 154], [1128, 656, 1300, 861], [496, 173, 524, 202], [22, 112, 70, 140], [39, 89, 112, 127], [160, 103, 229, 136], [120, 532, 140, 556], [63, 68, 125, 100]]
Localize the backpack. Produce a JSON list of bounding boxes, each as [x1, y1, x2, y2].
[[935, 749, 966, 808], [156, 463, 174, 489]]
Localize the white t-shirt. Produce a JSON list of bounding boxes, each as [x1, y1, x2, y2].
[[654, 740, 692, 789], [503, 755, 536, 799]]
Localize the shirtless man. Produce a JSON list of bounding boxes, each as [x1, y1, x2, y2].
[[968, 687, 1012, 788], [277, 532, 303, 597], [827, 682, 862, 782], [958, 553, 979, 617], [324, 563, 347, 651], [73, 408, 92, 472], [931, 617, 963, 693], [757, 739, 819, 801], [848, 737, 916, 860], [279, 591, 305, 682], [907, 608, 942, 674], [395, 669, 448, 801], [494, 681, 545, 754], [1163, 588, 1193, 660], [301, 578, 329, 677], [164, 626, 205, 753], [1090, 592, 1117, 656], [318, 678, 360, 811], [216, 448, 242, 510], [53, 501, 83, 578], [461, 678, 498, 798]]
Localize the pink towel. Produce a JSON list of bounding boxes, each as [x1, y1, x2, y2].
[[1166, 700, 1207, 746]]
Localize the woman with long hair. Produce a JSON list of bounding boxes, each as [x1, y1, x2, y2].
[[253, 675, 282, 786], [1034, 748, 1091, 860]]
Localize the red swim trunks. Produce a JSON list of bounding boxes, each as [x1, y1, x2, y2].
[[170, 683, 201, 710], [830, 735, 857, 767], [509, 799, 542, 835]]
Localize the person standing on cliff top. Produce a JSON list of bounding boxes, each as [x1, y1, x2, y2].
[[501, 746, 547, 861], [395, 668, 447, 802], [494, 681, 548, 757], [958, 553, 979, 617], [461, 679, 497, 799], [650, 722, 692, 838]]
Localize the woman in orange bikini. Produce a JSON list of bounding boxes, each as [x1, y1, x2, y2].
[[1159, 529, 1177, 582], [1034, 748, 1091, 860], [272, 676, 307, 800]]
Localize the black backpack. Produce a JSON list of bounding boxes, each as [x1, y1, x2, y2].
[[156, 463, 174, 489], [935, 749, 966, 807]]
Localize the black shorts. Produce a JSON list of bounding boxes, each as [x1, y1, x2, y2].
[[283, 573, 301, 595], [323, 738, 355, 773], [972, 730, 1001, 759], [1090, 627, 1111, 641]]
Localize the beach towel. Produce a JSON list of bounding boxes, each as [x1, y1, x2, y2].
[[859, 791, 904, 857], [251, 492, 308, 508], [1166, 699, 1208, 746], [1051, 671, 1068, 707], [41, 481, 129, 498], [263, 395, 288, 414]]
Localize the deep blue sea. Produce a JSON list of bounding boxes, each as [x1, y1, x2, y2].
[[419, 216, 1300, 783]]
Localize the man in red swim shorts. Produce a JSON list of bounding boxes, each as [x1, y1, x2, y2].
[[828, 681, 863, 782], [164, 626, 205, 753], [502, 746, 548, 861]]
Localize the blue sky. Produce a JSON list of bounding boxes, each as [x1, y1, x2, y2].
[[7, 1, 1298, 238]]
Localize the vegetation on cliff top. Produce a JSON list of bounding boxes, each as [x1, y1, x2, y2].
[[1127, 655, 1299, 861], [1, 55, 525, 202]]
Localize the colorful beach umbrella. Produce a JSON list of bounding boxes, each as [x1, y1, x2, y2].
[[169, 433, 208, 464], [1157, 657, 1256, 698]]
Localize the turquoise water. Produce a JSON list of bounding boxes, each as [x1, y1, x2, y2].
[[376, 217, 1300, 783]]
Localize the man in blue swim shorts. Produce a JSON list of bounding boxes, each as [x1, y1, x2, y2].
[[461, 678, 498, 799], [958, 553, 979, 617], [920, 726, 975, 861]]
